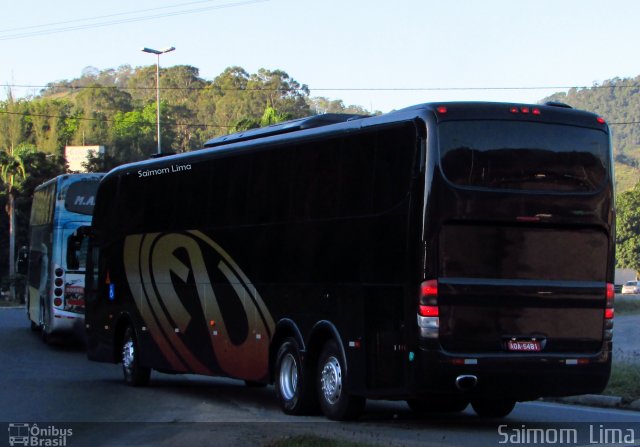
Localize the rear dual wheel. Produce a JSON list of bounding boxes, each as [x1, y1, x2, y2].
[[316, 340, 365, 421]]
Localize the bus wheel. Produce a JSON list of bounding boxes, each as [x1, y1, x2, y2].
[[470, 399, 516, 418], [317, 340, 365, 421], [40, 302, 50, 344], [122, 327, 151, 386], [275, 338, 316, 414], [407, 396, 468, 413]]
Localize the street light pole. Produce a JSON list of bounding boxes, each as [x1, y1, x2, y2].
[[141, 46, 175, 155]]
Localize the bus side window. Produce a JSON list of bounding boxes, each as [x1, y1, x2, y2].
[[67, 227, 90, 271]]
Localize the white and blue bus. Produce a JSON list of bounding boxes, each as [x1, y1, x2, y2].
[[24, 173, 103, 342]]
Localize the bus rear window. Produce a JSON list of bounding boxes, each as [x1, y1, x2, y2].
[[439, 121, 609, 192], [64, 181, 100, 215]]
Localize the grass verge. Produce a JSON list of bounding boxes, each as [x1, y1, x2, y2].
[[615, 298, 640, 315], [602, 359, 640, 401]]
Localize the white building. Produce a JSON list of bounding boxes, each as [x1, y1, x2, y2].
[[65, 145, 105, 172]]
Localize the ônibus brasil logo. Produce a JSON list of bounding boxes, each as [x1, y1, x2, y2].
[[8, 423, 72, 447]]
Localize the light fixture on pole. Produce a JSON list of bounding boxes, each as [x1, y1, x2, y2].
[[141, 46, 175, 155]]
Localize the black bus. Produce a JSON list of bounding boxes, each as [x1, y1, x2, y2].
[[85, 102, 614, 420]]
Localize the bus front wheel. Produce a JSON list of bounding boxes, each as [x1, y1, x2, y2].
[[317, 340, 365, 421], [274, 338, 316, 415], [122, 326, 151, 386]]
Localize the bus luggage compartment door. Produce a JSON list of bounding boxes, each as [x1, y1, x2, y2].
[[437, 224, 608, 354]]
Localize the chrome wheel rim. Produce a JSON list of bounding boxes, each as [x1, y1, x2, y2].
[[321, 356, 342, 405], [279, 353, 298, 401], [122, 337, 135, 376]]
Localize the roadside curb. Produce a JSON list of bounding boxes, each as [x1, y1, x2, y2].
[[545, 394, 640, 411]]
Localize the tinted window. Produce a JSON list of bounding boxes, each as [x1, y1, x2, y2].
[[439, 121, 609, 192]]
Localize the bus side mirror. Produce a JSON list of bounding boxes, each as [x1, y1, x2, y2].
[[16, 246, 28, 275]]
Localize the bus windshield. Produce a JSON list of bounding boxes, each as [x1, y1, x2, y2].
[[439, 120, 609, 192]]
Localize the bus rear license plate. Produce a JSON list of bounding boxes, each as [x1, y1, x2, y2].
[[507, 340, 541, 352]]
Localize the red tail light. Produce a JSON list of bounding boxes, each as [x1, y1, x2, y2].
[[421, 279, 438, 298], [418, 305, 439, 317], [605, 283, 614, 320], [417, 280, 440, 338]]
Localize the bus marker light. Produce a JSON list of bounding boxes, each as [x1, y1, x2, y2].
[[53, 298, 63, 307], [510, 106, 519, 113], [532, 108, 541, 115], [349, 340, 362, 348], [605, 308, 614, 319], [521, 107, 530, 114], [210, 320, 216, 326], [597, 117, 606, 124], [436, 106, 448, 114]]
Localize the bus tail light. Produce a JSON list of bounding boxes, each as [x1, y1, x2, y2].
[[53, 265, 65, 309], [604, 283, 614, 340], [417, 279, 439, 338]]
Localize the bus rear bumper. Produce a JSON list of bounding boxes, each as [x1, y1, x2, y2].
[[49, 309, 85, 337], [410, 347, 611, 401]]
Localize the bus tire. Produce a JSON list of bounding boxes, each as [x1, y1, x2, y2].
[[40, 301, 50, 344], [122, 326, 151, 386], [274, 338, 316, 415], [317, 340, 365, 421], [407, 396, 468, 413], [470, 398, 516, 418]]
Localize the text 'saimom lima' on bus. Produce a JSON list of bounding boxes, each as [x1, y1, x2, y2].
[[84, 102, 614, 420], [21, 173, 104, 343]]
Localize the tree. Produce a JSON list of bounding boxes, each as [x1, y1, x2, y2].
[[616, 184, 640, 271], [0, 144, 29, 299]]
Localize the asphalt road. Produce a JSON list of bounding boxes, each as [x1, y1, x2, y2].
[[1, 307, 639, 447]]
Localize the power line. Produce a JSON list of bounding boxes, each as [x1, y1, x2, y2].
[[3, 82, 640, 93], [0, 0, 268, 41], [0, 0, 248, 34]]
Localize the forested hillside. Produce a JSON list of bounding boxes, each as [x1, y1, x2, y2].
[[543, 75, 640, 191]]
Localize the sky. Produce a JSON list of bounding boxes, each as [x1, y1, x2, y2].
[[1, 0, 639, 113]]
